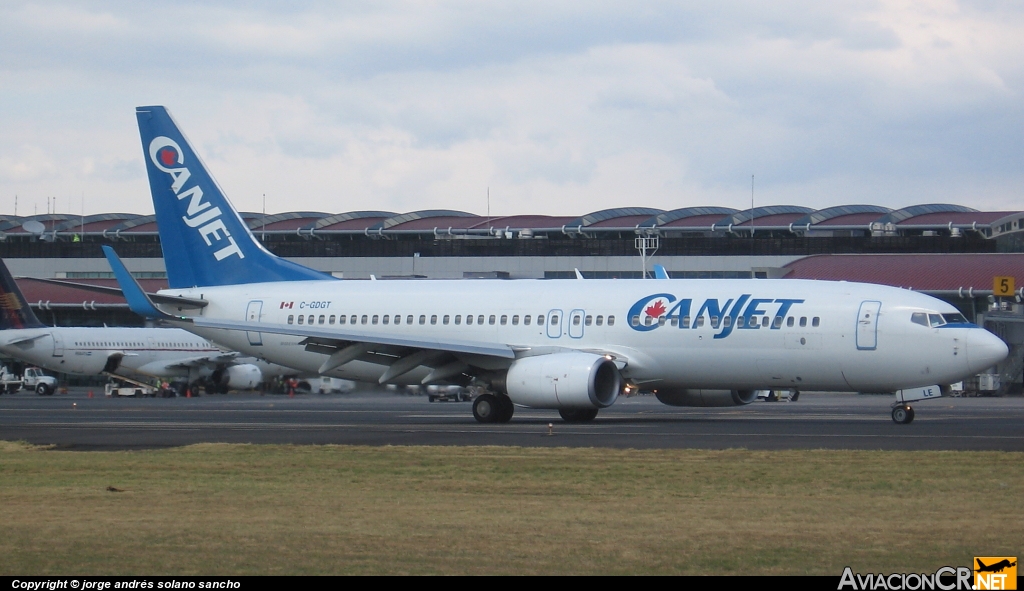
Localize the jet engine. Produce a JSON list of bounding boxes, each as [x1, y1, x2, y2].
[[210, 364, 263, 390], [655, 388, 757, 407], [500, 352, 621, 409]]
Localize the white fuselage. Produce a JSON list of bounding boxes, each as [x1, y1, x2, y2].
[[0, 326, 278, 381], [161, 278, 1006, 392]]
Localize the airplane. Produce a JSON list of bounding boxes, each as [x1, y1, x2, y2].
[[0, 258, 292, 393], [104, 105, 1009, 423], [976, 559, 1016, 574]]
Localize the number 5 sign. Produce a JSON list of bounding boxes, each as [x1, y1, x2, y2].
[[994, 276, 1015, 296]]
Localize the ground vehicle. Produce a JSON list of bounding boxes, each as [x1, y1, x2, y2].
[[0, 366, 59, 395], [104, 375, 159, 397], [427, 385, 471, 402]]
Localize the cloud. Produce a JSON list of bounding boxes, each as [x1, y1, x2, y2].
[[0, 1, 1022, 216]]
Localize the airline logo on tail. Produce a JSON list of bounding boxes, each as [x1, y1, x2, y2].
[[148, 136, 244, 262]]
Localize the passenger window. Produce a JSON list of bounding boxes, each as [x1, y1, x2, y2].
[[762, 316, 770, 328], [787, 317, 794, 327], [407, 315, 414, 325], [812, 317, 820, 327], [538, 315, 545, 325], [696, 316, 704, 327], [682, 315, 690, 328], [466, 315, 472, 325], [658, 316, 666, 326], [489, 315, 496, 325], [455, 315, 462, 325], [573, 315, 581, 326], [711, 316, 720, 328], [799, 317, 807, 327], [524, 316, 531, 326], [351, 315, 357, 325], [596, 315, 603, 326], [585, 315, 592, 326], [607, 316, 615, 326], [644, 316, 653, 326], [308, 315, 314, 325], [632, 316, 641, 327], [478, 315, 485, 325], [393, 315, 400, 325], [443, 315, 450, 325], [733, 317, 741, 328], [329, 315, 336, 325], [500, 315, 507, 325], [430, 315, 437, 325], [339, 315, 346, 325], [773, 316, 782, 328], [512, 315, 519, 325], [288, 315, 294, 324], [297, 315, 304, 325], [319, 315, 325, 325], [670, 317, 678, 327], [419, 315, 426, 325], [372, 315, 379, 325], [361, 315, 368, 325]]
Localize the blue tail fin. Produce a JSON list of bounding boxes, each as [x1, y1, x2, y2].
[[136, 106, 333, 288], [0, 259, 46, 329]]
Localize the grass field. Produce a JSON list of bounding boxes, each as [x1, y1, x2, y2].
[[1, 441, 1020, 575]]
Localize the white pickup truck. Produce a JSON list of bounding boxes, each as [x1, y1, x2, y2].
[[0, 366, 59, 395]]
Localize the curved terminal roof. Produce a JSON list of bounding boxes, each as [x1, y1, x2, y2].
[[876, 204, 976, 225], [720, 205, 815, 227], [0, 203, 1017, 237], [642, 207, 738, 228], [790, 205, 892, 228]]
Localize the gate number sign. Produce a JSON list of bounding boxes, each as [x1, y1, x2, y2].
[[994, 276, 1015, 296]]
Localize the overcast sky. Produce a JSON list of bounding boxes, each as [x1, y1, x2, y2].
[[1, 1, 1022, 218]]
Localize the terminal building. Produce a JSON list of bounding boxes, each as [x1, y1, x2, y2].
[[2, 202, 1022, 393]]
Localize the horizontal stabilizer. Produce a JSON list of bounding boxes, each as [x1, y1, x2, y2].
[[29, 277, 208, 309]]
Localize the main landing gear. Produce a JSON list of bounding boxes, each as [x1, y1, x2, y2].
[[891, 404, 915, 425], [473, 393, 514, 424]]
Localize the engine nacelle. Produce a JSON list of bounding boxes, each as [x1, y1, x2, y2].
[[213, 364, 263, 390], [655, 388, 757, 407], [503, 352, 621, 409]]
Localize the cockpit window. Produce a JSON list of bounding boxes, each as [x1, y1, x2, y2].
[[928, 314, 945, 327], [911, 313, 928, 327], [942, 313, 969, 324]]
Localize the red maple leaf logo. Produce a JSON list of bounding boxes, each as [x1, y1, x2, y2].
[[645, 300, 668, 318]]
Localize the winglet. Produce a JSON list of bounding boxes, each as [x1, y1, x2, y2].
[[102, 245, 179, 320], [653, 264, 670, 279]]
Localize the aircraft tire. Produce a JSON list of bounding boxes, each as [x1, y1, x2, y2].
[[559, 408, 599, 423], [496, 395, 514, 423], [891, 405, 914, 424], [473, 394, 500, 423]]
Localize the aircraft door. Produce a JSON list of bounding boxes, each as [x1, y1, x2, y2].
[[568, 309, 585, 339], [856, 300, 881, 351], [546, 309, 563, 338], [245, 300, 264, 346], [52, 332, 64, 357]]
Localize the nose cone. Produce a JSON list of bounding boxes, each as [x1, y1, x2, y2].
[[967, 329, 1009, 374]]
